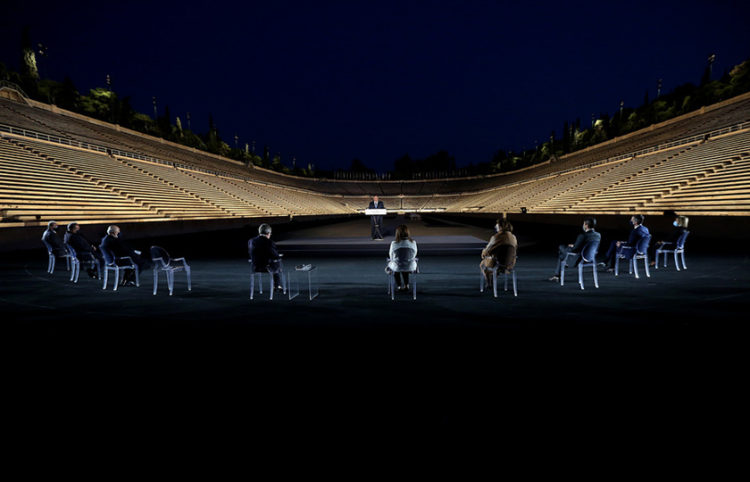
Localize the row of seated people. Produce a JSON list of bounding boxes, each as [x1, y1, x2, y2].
[[41, 213, 690, 295], [42, 221, 152, 286], [546, 213, 690, 282]]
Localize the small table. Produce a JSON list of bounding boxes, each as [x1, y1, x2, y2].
[[288, 264, 319, 300]]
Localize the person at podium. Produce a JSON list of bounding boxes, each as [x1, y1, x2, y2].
[[368, 195, 385, 240]]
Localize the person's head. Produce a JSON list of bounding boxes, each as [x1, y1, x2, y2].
[[630, 214, 644, 226], [373, 195, 379, 204], [47, 220, 58, 231], [500, 220, 513, 234], [258, 223, 272, 238], [583, 217, 596, 231], [107, 225, 120, 237], [675, 215, 689, 228], [67, 222, 80, 233], [395, 224, 412, 242]]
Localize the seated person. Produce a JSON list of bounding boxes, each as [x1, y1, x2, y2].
[[650, 215, 688, 266], [64, 222, 103, 278], [99, 225, 151, 285], [41, 220, 66, 256], [602, 214, 650, 272], [386, 224, 418, 292], [249, 223, 283, 291], [480, 219, 518, 286], [548, 217, 600, 282]]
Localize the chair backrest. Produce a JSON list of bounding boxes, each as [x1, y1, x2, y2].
[[635, 234, 651, 254], [65, 244, 78, 259], [100, 245, 116, 265], [41, 239, 54, 254], [150, 245, 171, 267], [493, 243, 517, 269], [392, 246, 417, 271], [581, 241, 600, 263], [676, 231, 689, 249]]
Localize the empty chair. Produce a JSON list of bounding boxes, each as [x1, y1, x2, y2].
[[151, 246, 191, 296], [655, 231, 689, 271], [386, 246, 418, 300], [42, 239, 72, 274], [615, 235, 652, 279], [100, 244, 139, 291], [249, 258, 286, 300], [560, 241, 600, 290]]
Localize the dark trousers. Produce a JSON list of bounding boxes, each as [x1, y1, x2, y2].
[[394, 272, 409, 286], [604, 240, 630, 268], [370, 216, 383, 239], [554, 245, 579, 276]]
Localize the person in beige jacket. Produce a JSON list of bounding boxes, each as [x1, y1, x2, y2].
[[480, 219, 518, 287]]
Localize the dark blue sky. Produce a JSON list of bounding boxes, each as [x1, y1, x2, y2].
[[2, 0, 749, 171]]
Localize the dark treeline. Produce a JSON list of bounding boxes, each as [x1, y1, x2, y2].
[[1, 27, 749, 180]]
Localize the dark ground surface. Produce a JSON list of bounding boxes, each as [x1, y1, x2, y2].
[[4, 216, 747, 434]]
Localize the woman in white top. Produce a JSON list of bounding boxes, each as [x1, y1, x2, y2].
[[386, 224, 418, 291]]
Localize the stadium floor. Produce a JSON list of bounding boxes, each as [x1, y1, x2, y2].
[[5, 216, 747, 432]]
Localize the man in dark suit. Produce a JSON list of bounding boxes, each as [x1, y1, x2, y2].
[[99, 225, 151, 285], [368, 195, 385, 240], [602, 214, 650, 272], [41, 220, 65, 256], [549, 217, 601, 281], [64, 222, 103, 278], [249, 223, 283, 290]]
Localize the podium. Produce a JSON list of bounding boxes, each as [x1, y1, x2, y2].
[[365, 209, 386, 239], [364, 209, 387, 216]]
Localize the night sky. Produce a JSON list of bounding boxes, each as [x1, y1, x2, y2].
[[1, 0, 749, 172]]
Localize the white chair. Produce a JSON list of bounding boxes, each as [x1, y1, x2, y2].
[[65, 244, 81, 283], [42, 239, 72, 274], [386, 246, 418, 300], [151, 246, 191, 296], [100, 245, 139, 291], [480, 254, 518, 297], [615, 235, 651, 279], [560, 241, 599, 290], [249, 257, 286, 300], [655, 231, 689, 271]]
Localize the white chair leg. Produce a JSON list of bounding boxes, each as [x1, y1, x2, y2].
[[492, 269, 497, 298], [258, 273, 263, 294], [50, 256, 56, 274], [681, 251, 687, 270], [654, 251, 659, 269], [168, 270, 174, 296], [512, 271, 517, 297], [412, 274, 416, 300], [186, 267, 192, 291], [480, 269, 484, 293], [113, 268, 120, 291], [102, 268, 109, 290], [593, 264, 599, 288], [134, 266, 140, 287], [153, 270, 158, 295], [269, 272, 274, 300], [615, 257, 620, 276], [250, 272, 255, 299], [503, 272, 508, 292], [578, 263, 584, 290], [674, 251, 680, 271], [560, 263, 566, 286], [632, 258, 639, 279], [391, 274, 395, 301], [644, 256, 650, 278]]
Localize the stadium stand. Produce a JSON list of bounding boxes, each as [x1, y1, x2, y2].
[[1, 89, 750, 227]]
